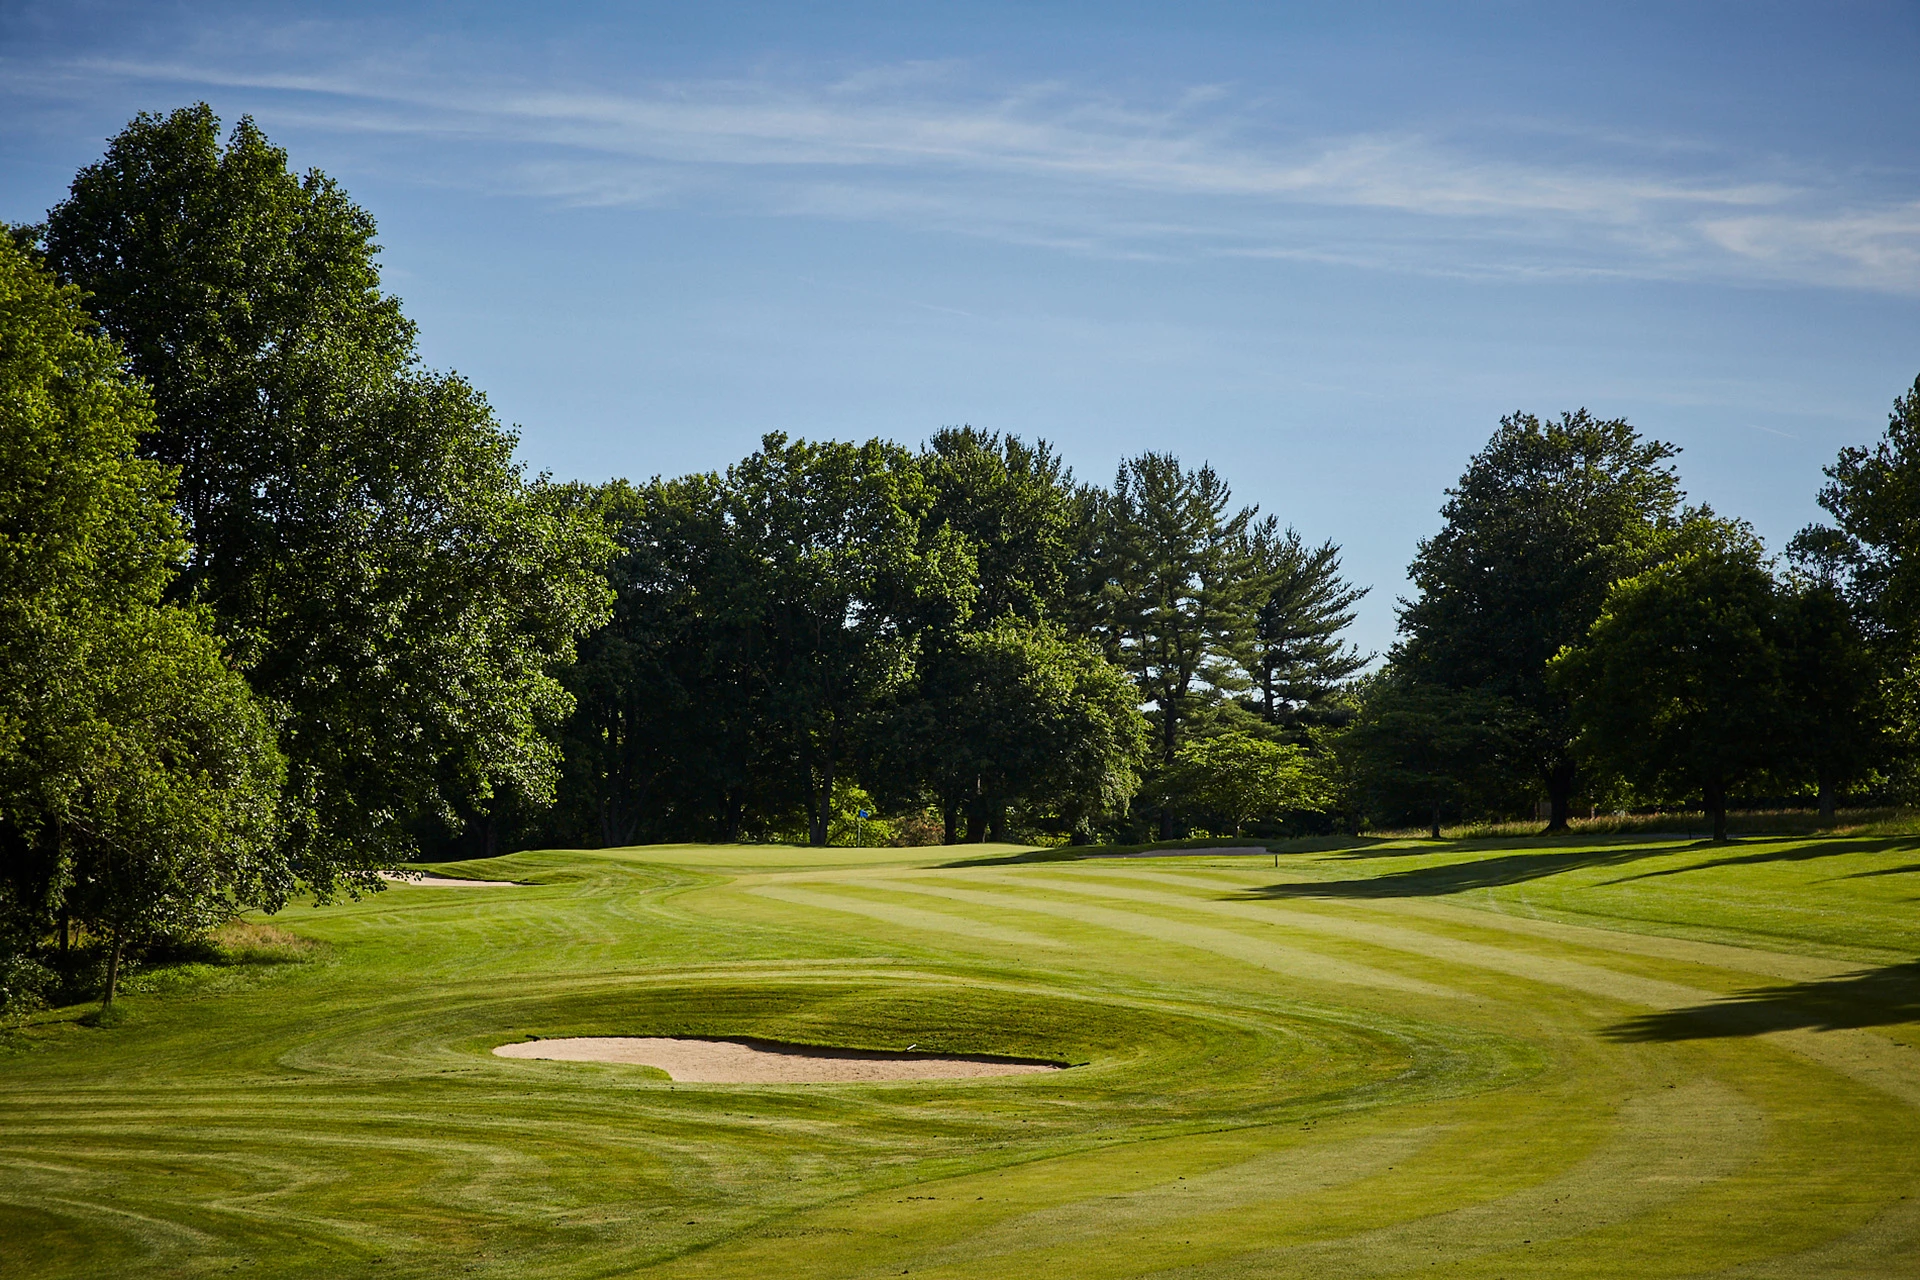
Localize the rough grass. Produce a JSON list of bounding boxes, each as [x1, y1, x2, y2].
[[4, 833, 1919, 1277]]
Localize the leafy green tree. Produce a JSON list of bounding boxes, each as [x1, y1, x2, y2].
[[1774, 579, 1891, 819], [1161, 729, 1319, 836], [1550, 516, 1785, 843], [0, 236, 282, 1003], [1338, 670, 1519, 838], [900, 617, 1147, 842], [1795, 373, 1920, 771], [44, 106, 612, 891], [723, 435, 976, 846], [1398, 410, 1683, 830], [922, 428, 1082, 623], [1248, 523, 1368, 732], [545, 475, 797, 847], [1088, 453, 1268, 837]]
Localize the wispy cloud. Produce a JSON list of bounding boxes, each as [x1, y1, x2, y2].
[[18, 43, 1920, 294]]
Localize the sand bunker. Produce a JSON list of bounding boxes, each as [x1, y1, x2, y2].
[[381, 872, 521, 887], [492, 1037, 1063, 1083], [1098, 845, 1273, 858]]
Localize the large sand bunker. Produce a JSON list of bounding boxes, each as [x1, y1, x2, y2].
[[492, 1037, 1063, 1083]]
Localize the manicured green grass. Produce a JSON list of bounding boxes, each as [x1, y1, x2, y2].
[[5, 832, 1920, 1277]]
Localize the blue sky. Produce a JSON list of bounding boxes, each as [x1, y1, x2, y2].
[[4, 1, 1918, 656]]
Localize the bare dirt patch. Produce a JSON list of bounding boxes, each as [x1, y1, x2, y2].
[[492, 1036, 1064, 1083]]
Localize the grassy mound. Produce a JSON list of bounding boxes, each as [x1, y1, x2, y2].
[[3, 834, 1918, 1277]]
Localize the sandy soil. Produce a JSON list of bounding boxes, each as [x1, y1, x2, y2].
[[492, 1037, 1063, 1083], [380, 872, 521, 887]]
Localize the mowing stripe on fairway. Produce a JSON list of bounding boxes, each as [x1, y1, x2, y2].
[[972, 870, 1716, 1007], [11, 834, 1920, 1279], [746, 885, 1070, 951], [1093, 866, 1868, 981], [974, 867, 1920, 1107], [828, 877, 1460, 998]]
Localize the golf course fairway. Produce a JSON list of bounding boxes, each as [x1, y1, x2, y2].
[[5, 834, 1920, 1278]]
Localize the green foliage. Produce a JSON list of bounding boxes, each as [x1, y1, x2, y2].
[[1550, 515, 1786, 842], [1398, 410, 1683, 826], [922, 427, 1083, 623], [903, 617, 1149, 842], [1775, 578, 1891, 814], [723, 435, 977, 846], [1088, 454, 1269, 836], [44, 106, 613, 892], [1335, 669, 1524, 836], [0, 235, 284, 999], [1797, 373, 1920, 776], [1161, 729, 1320, 835], [1248, 524, 1368, 732], [0, 952, 54, 1026]]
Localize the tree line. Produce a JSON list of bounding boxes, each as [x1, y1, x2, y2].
[[4, 105, 1919, 1011], [1348, 409, 1899, 844]]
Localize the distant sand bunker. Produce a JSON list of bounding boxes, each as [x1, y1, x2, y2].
[[492, 1037, 1063, 1083], [381, 872, 521, 887], [1097, 845, 1273, 858]]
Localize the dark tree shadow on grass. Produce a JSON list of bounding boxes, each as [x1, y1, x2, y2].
[[1238, 844, 1686, 900], [939, 848, 1090, 868], [1603, 838, 1920, 885], [1606, 962, 1920, 1042], [1838, 862, 1920, 881], [1242, 836, 1920, 901]]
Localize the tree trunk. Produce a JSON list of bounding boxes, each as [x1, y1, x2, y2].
[[966, 808, 987, 843], [60, 906, 70, 957], [1818, 776, 1836, 823], [809, 762, 833, 847], [103, 930, 124, 1007], [943, 802, 959, 846], [1544, 759, 1575, 834], [1430, 804, 1442, 841], [1705, 779, 1728, 843], [1160, 696, 1180, 841], [987, 807, 1006, 843]]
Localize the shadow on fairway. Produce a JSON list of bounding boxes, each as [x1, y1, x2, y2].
[[1840, 862, 1920, 880], [1602, 838, 1920, 885], [1605, 961, 1920, 1041], [1239, 844, 1677, 900], [940, 835, 1404, 868], [939, 848, 1090, 868]]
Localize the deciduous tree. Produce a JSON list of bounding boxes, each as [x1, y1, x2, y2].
[[1161, 729, 1319, 836], [1399, 410, 1683, 830], [723, 435, 975, 846], [44, 106, 612, 892], [0, 237, 282, 1003], [1550, 516, 1785, 843]]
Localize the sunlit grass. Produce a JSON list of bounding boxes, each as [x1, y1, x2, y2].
[[5, 830, 1918, 1277]]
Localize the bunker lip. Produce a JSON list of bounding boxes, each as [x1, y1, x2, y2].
[[491, 1035, 1068, 1083]]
